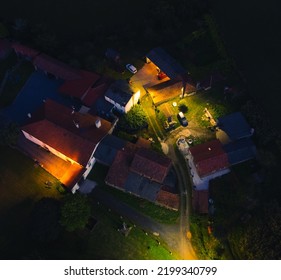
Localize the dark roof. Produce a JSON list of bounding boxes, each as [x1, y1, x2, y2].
[[93, 134, 126, 165], [105, 80, 135, 106], [156, 190, 179, 210], [105, 149, 135, 189], [217, 112, 252, 141], [33, 54, 81, 80], [192, 190, 209, 214], [124, 172, 161, 202], [22, 99, 111, 165], [223, 138, 256, 165], [11, 42, 40, 59], [189, 139, 229, 177], [146, 47, 186, 80], [130, 147, 172, 183], [147, 80, 195, 105], [59, 70, 101, 99]]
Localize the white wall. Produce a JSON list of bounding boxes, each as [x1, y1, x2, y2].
[[22, 130, 78, 165]]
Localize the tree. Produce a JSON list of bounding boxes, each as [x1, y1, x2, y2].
[[60, 193, 91, 232], [29, 198, 61, 243], [0, 121, 19, 147], [118, 105, 148, 132]]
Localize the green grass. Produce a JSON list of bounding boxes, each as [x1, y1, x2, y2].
[[88, 163, 179, 224], [41, 201, 174, 260], [0, 146, 62, 214], [0, 146, 63, 258]]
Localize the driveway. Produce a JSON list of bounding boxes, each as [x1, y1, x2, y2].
[[131, 63, 169, 98], [92, 187, 197, 260]]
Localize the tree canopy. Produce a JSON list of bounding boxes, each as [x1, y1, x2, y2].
[[60, 193, 91, 232]]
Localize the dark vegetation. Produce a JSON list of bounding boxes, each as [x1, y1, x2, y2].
[[1, 0, 281, 259]]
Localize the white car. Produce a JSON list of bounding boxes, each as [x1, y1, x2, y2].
[[126, 64, 137, 74]]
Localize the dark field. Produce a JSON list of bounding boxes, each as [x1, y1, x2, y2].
[[211, 0, 281, 132]]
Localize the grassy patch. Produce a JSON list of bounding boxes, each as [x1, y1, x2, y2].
[[0, 146, 62, 214], [41, 201, 174, 260], [0, 146, 63, 258]]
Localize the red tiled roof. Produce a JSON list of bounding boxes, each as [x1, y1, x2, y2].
[[11, 42, 40, 59], [105, 149, 135, 189], [33, 54, 81, 80], [130, 148, 172, 183], [82, 83, 109, 107], [189, 139, 229, 177], [59, 70, 101, 99], [156, 190, 179, 210], [136, 137, 151, 149], [22, 100, 111, 165], [192, 190, 209, 214]]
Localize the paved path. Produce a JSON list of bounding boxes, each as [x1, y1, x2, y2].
[[92, 187, 197, 259]]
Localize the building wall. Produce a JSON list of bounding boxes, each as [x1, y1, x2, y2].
[[22, 130, 79, 165]]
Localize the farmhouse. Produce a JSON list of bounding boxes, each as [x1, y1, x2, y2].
[[105, 146, 179, 210], [104, 80, 140, 113], [21, 99, 112, 191]]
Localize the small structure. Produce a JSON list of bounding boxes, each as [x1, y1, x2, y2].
[[223, 138, 256, 165], [146, 47, 186, 80], [217, 112, 253, 142], [104, 80, 140, 113], [192, 190, 209, 214]]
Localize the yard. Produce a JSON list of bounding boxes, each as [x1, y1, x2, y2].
[[40, 200, 175, 260], [0, 146, 63, 258]]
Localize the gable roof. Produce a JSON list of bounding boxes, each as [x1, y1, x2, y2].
[[223, 138, 256, 165], [105, 80, 135, 106], [33, 54, 81, 80], [105, 148, 135, 189], [59, 70, 101, 99], [217, 112, 252, 141], [11, 42, 40, 59], [189, 139, 229, 177], [147, 79, 195, 105], [146, 47, 186, 80], [22, 99, 111, 165], [93, 134, 126, 166], [130, 147, 172, 183]]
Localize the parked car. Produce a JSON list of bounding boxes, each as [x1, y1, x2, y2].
[[126, 64, 137, 74], [157, 71, 167, 80], [177, 111, 188, 127]]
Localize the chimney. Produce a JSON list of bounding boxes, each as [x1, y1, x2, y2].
[[95, 119, 101, 128]]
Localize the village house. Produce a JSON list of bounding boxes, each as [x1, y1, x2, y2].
[[104, 80, 140, 113], [105, 146, 179, 210], [21, 99, 113, 192]]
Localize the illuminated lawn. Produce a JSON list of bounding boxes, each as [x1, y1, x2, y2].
[[0, 146, 62, 214], [45, 201, 175, 260]]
